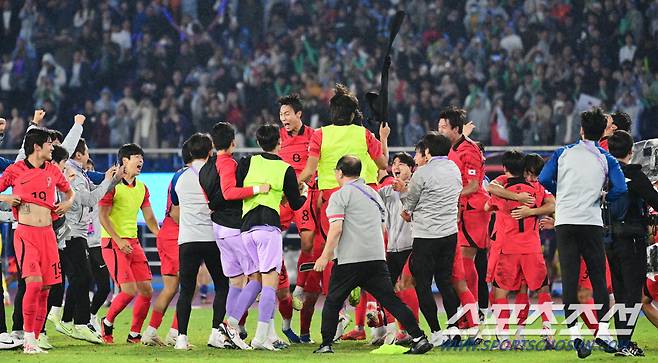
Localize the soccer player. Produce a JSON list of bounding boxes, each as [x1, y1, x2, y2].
[[484, 151, 555, 346], [538, 107, 627, 358], [141, 144, 192, 346], [84, 158, 112, 334], [0, 127, 75, 354], [236, 124, 307, 351], [277, 94, 318, 343], [599, 112, 632, 150], [172, 134, 232, 350], [401, 132, 462, 347], [313, 155, 431, 354], [643, 276, 658, 329], [437, 106, 490, 314], [99, 143, 160, 344], [199, 122, 270, 350]]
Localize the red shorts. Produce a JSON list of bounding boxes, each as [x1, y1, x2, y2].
[[578, 258, 613, 292], [102, 238, 152, 284], [156, 222, 179, 275], [14, 224, 61, 286], [401, 255, 412, 279], [452, 243, 465, 282], [493, 253, 548, 291], [278, 260, 290, 290], [645, 278, 658, 301], [458, 210, 491, 249], [486, 243, 502, 283], [280, 189, 319, 232]]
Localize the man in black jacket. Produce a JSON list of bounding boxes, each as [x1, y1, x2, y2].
[[606, 130, 658, 357]]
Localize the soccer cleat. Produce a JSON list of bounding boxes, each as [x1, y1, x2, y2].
[[47, 309, 64, 331], [165, 330, 178, 347], [365, 302, 383, 328], [299, 334, 315, 344], [0, 332, 22, 350], [333, 312, 352, 342], [349, 287, 361, 306], [282, 328, 301, 344], [219, 323, 252, 350], [594, 337, 618, 354], [208, 329, 229, 349], [271, 339, 289, 350], [90, 316, 101, 334], [72, 325, 103, 344], [174, 335, 191, 350], [574, 338, 592, 359], [405, 336, 433, 355], [313, 344, 334, 353], [10, 330, 24, 344], [429, 331, 449, 347], [251, 338, 280, 351], [341, 328, 366, 341], [141, 330, 165, 346], [394, 330, 413, 346], [37, 334, 53, 350], [100, 318, 114, 344], [127, 334, 142, 344], [630, 341, 645, 357], [56, 321, 74, 337], [23, 341, 47, 354]]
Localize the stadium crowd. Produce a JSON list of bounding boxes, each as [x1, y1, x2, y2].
[[2, 0, 658, 149]]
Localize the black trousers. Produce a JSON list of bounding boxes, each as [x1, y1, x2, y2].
[[176, 242, 228, 335], [606, 234, 646, 346], [475, 247, 489, 308], [556, 225, 610, 327], [87, 246, 111, 315], [386, 249, 412, 285], [321, 260, 423, 346], [59, 237, 91, 325], [411, 235, 460, 333]]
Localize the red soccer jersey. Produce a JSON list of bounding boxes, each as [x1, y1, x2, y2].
[[448, 136, 489, 209], [0, 160, 71, 211], [488, 177, 550, 254], [279, 125, 315, 176], [599, 137, 609, 151]]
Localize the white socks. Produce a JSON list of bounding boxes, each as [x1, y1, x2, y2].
[[282, 319, 291, 331], [254, 322, 269, 342]]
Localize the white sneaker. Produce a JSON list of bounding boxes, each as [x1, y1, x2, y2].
[[333, 311, 352, 342], [141, 328, 165, 346], [251, 337, 280, 351], [0, 332, 22, 350], [430, 331, 449, 347], [220, 323, 252, 350], [23, 335, 46, 355], [207, 329, 228, 349], [165, 329, 178, 347], [90, 315, 101, 334], [370, 326, 385, 345], [10, 330, 24, 344], [174, 334, 191, 350]]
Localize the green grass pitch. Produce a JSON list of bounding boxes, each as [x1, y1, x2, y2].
[[3, 306, 656, 362]]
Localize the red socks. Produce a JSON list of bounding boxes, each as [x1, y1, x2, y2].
[[515, 292, 529, 326], [34, 289, 49, 339], [278, 295, 293, 320], [171, 312, 178, 330], [494, 297, 510, 331], [399, 288, 419, 321], [24, 281, 43, 335], [296, 250, 314, 288], [149, 309, 164, 330], [300, 301, 314, 335], [130, 295, 151, 333], [106, 292, 135, 324], [354, 293, 366, 327], [581, 297, 599, 331], [459, 290, 478, 327], [537, 292, 553, 323], [462, 257, 479, 302]]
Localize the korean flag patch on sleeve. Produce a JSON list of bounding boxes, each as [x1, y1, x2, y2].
[[468, 169, 477, 176]]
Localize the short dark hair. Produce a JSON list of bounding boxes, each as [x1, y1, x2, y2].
[[611, 111, 632, 132], [438, 106, 467, 133], [336, 155, 362, 177], [184, 133, 213, 160], [524, 153, 545, 177], [51, 145, 69, 163], [181, 141, 192, 164], [422, 132, 452, 157], [580, 107, 607, 141], [502, 150, 526, 177], [87, 158, 95, 169], [278, 93, 303, 114], [50, 130, 64, 143], [256, 124, 280, 152], [210, 122, 235, 150], [330, 84, 362, 126], [24, 127, 52, 156], [117, 143, 144, 165], [607, 130, 634, 159], [74, 138, 87, 158], [393, 152, 415, 169]]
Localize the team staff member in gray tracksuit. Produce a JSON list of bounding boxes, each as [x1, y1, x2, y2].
[[312, 155, 432, 355], [54, 138, 121, 342], [401, 132, 462, 347]]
